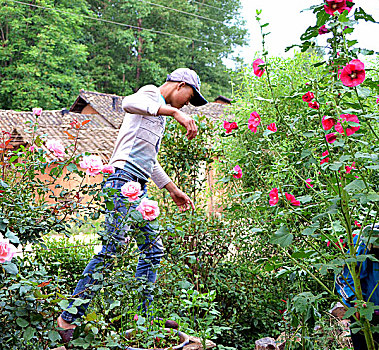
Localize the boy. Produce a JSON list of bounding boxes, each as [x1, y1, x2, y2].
[[335, 224, 379, 349], [57, 68, 208, 342]]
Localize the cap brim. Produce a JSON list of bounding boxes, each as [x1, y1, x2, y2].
[[188, 84, 208, 106]]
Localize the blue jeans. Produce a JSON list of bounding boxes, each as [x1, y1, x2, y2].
[[61, 169, 164, 323]]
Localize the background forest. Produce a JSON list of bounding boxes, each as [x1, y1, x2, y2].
[[0, 0, 247, 110]]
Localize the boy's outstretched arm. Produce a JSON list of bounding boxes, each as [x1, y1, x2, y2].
[[164, 182, 195, 212], [158, 105, 197, 140]]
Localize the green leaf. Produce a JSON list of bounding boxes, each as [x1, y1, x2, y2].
[[66, 163, 78, 172], [302, 222, 319, 236], [297, 195, 312, 203], [270, 226, 293, 247], [16, 318, 29, 328], [23, 327, 35, 341], [344, 179, 365, 193], [86, 311, 98, 322], [3, 262, 18, 274], [5, 230, 20, 244], [48, 330, 61, 342]]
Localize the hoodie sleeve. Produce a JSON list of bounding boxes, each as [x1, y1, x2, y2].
[[122, 85, 162, 116]]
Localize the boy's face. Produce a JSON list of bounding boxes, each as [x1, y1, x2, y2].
[[170, 83, 194, 109]]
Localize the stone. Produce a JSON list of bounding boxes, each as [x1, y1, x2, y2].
[[329, 302, 346, 319], [255, 337, 278, 350]]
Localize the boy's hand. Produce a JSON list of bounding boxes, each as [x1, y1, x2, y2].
[[173, 111, 198, 140], [164, 182, 195, 212]]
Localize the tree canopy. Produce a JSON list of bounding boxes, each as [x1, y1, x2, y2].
[[0, 0, 247, 110]]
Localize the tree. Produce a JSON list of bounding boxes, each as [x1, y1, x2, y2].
[[0, 0, 90, 110]]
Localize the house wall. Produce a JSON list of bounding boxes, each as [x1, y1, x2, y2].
[[37, 164, 103, 205], [81, 105, 98, 115]]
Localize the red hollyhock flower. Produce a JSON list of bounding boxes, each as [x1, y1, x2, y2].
[[223, 121, 238, 134], [322, 116, 336, 131], [267, 123, 277, 132], [285, 192, 301, 206], [305, 178, 313, 189], [253, 58, 265, 77], [233, 165, 242, 179], [345, 161, 356, 174], [248, 112, 261, 133], [340, 59, 365, 87], [335, 114, 360, 136], [302, 92, 314, 102], [326, 133, 337, 144], [321, 150, 330, 165], [318, 25, 329, 35], [324, 0, 351, 15], [308, 101, 320, 110], [269, 188, 279, 206]]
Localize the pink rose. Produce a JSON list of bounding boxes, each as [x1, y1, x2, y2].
[[267, 123, 277, 132], [308, 101, 320, 110], [322, 116, 336, 131], [302, 92, 314, 103], [32, 108, 42, 116], [248, 112, 261, 133], [305, 179, 313, 188], [29, 145, 36, 152], [232, 165, 242, 179], [0, 238, 17, 263], [340, 59, 365, 87], [269, 188, 279, 206], [354, 220, 361, 228], [133, 314, 139, 321], [102, 164, 115, 174], [223, 121, 238, 134], [285, 192, 300, 206], [136, 198, 160, 221], [121, 181, 143, 202], [253, 58, 265, 77], [376, 96, 379, 104], [326, 133, 337, 144], [335, 114, 360, 136], [324, 0, 352, 15], [79, 155, 104, 176], [46, 139, 65, 158], [318, 25, 329, 35]]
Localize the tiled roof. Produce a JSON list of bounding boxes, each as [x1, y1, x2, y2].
[[70, 90, 125, 128], [0, 109, 117, 161], [181, 102, 230, 121]]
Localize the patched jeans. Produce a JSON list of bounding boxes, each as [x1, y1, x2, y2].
[[61, 169, 164, 323]]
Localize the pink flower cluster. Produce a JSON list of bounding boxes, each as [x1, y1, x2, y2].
[[46, 140, 65, 158], [121, 181, 143, 202], [79, 155, 115, 176], [322, 114, 360, 143], [324, 0, 352, 15], [340, 59, 365, 87], [302, 92, 319, 110], [269, 188, 301, 207], [0, 238, 17, 263], [253, 58, 265, 77], [223, 121, 238, 134], [232, 165, 242, 179], [248, 112, 261, 133], [136, 198, 160, 221]]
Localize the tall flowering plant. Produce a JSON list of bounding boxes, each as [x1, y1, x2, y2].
[[216, 3, 379, 348]]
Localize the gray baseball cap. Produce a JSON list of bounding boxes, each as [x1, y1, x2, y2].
[[166, 68, 208, 106]]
